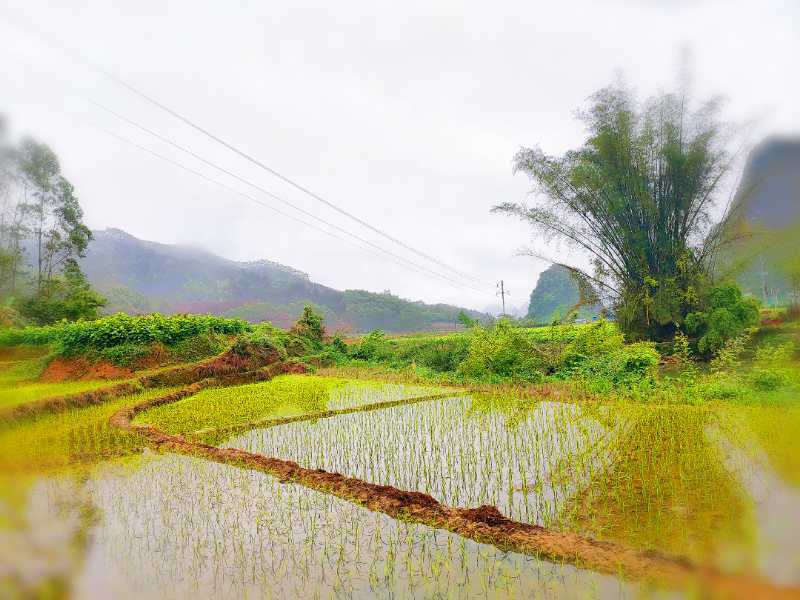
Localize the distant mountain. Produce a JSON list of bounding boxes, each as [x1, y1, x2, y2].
[[526, 265, 599, 323], [79, 229, 487, 333], [719, 137, 800, 305]]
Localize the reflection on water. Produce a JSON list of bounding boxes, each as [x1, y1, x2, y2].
[[228, 395, 800, 585], [226, 397, 616, 528], [563, 407, 755, 568]]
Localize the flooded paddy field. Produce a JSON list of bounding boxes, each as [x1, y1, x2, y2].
[[74, 454, 633, 599], [225, 394, 800, 586]]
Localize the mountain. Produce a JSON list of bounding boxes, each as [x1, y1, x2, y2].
[[719, 137, 800, 305], [526, 265, 599, 323], [79, 229, 487, 333]]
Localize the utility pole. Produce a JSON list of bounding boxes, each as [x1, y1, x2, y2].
[[759, 256, 768, 306], [497, 280, 509, 316]]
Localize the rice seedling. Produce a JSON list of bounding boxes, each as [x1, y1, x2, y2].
[[73, 453, 636, 599], [134, 374, 445, 435], [1, 322, 797, 597]]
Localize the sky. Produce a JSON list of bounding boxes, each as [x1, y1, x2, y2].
[[1, 0, 798, 313]]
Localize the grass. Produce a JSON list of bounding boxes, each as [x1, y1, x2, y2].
[[0, 386, 183, 477]]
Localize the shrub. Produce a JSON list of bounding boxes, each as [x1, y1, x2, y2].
[[230, 327, 288, 362], [562, 342, 660, 392], [685, 283, 760, 356], [457, 320, 546, 381], [411, 338, 470, 372], [750, 367, 788, 391], [290, 305, 326, 347], [351, 329, 389, 361], [0, 313, 251, 354]]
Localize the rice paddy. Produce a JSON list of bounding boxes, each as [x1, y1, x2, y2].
[[223, 394, 800, 579], [1, 346, 798, 598]]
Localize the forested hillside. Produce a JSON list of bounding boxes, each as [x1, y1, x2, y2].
[[80, 229, 486, 332], [719, 138, 800, 304], [526, 265, 599, 323]]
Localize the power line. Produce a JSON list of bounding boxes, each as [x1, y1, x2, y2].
[[96, 69, 491, 287], [2, 12, 495, 293], [80, 118, 490, 294], [86, 100, 489, 295]]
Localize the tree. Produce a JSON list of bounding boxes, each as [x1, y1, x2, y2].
[[494, 82, 737, 341], [291, 304, 326, 345], [16, 137, 92, 291], [0, 124, 103, 322], [0, 117, 26, 296], [19, 259, 106, 324]]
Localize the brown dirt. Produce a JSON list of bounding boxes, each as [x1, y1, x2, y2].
[[111, 375, 800, 600], [40, 357, 133, 382]]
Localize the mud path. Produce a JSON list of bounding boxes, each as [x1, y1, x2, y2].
[[110, 372, 800, 600]]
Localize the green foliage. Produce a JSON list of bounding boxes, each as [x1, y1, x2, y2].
[[458, 320, 547, 381], [456, 310, 477, 328], [343, 321, 660, 387], [342, 289, 485, 332], [331, 333, 348, 355], [351, 329, 389, 361], [291, 304, 326, 347], [563, 342, 659, 393], [685, 283, 760, 356], [231, 325, 288, 362], [0, 313, 250, 354], [18, 259, 106, 325]]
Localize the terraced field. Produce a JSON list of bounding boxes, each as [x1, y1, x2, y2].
[[0, 347, 798, 599]]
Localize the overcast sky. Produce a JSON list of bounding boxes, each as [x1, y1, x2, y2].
[[1, 0, 798, 313]]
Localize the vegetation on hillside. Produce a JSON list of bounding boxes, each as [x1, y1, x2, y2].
[[82, 228, 487, 333], [715, 138, 800, 306], [526, 264, 600, 323]]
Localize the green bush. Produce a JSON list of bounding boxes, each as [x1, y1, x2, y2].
[[411, 337, 470, 372], [230, 327, 288, 361], [749, 367, 788, 391], [0, 313, 251, 355], [290, 305, 326, 348], [457, 320, 546, 381], [560, 341, 659, 392], [351, 329, 390, 361], [685, 283, 760, 356]]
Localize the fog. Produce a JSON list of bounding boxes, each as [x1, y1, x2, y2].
[[1, 0, 797, 312]]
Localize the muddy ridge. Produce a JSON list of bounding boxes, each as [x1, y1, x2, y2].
[[111, 368, 800, 600], [190, 390, 457, 440], [0, 349, 306, 425]]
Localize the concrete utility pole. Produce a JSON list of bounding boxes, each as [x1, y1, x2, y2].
[[759, 256, 769, 306], [497, 280, 509, 316]]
